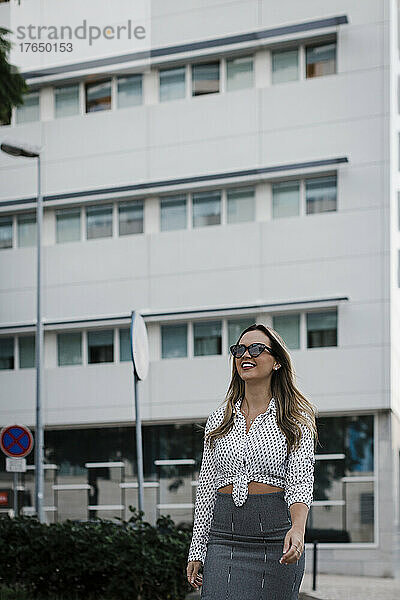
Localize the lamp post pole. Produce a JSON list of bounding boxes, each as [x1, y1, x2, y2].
[[1, 141, 44, 522], [35, 153, 44, 523]]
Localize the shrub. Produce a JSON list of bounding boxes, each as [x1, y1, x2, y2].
[[0, 506, 193, 600]]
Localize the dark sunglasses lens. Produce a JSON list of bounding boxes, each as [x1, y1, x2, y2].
[[249, 344, 264, 357], [231, 344, 245, 357]]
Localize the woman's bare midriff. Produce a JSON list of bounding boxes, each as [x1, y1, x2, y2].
[[218, 481, 284, 494]]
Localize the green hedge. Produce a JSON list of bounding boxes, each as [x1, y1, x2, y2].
[[0, 507, 193, 600]]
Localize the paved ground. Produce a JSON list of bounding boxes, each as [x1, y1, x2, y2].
[[186, 572, 400, 600], [299, 572, 400, 600]]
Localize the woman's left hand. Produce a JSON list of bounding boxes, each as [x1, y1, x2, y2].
[[279, 527, 304, 564]]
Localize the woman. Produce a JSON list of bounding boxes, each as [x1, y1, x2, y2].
[[186, 323, 318, 599]]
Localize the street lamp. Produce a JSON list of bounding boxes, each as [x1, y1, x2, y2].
[[1, 139, 44, 523]]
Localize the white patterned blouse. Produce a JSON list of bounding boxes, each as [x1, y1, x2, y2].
[[187, 396, 316, 564]]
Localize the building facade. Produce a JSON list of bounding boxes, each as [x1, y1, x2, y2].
[[0, 0, 399, 578]]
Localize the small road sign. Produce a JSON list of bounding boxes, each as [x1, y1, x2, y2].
[[6, 457, 27, 472], [130, 311, 149, 381], [0, 425, 34, 458]]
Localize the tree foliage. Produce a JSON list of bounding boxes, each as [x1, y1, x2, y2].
[[0, 26, 28, 125]]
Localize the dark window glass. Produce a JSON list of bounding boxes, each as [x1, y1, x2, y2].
[[19, 335, 35, 368], [312, 414, 374, 541], [159, 67, 186, 102], [306, 175, 337, 214], [119, 328, 131, 362], [57, 332, 82, 366], [192, 190, 221, 227], [55, 84, 80, 118], [193, 321, 222, 356], [56, 208, 81, 243], [160, 195, 187, 231], [39, 422, 203, 479], [272, 314, 300, 349], [87, 330, 114, 363], [0, 216, 13, 249], [15, 91, 40, 123], [0, 337, 14, 370], [117, 74, 142, 108], [85, 80, 111, 113], [192, 62, 220, 96], [118, 200, 143, 235], [306, 42, 336, 78], [86, 205, 113, 239], [17, 212, 36, 247], [161, 324, 187, 358], [307, 310, 337, 347]]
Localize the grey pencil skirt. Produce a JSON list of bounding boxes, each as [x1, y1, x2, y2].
[[200, 489, 305, 600]]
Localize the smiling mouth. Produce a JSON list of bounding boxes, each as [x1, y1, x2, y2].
[[241, 362, 256, 370]]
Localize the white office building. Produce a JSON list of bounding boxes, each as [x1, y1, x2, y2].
[[0, 0, 400, 578]]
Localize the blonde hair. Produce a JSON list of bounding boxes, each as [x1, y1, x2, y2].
[[205, 323, 319, 455]]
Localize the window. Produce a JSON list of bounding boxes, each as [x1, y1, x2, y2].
[[192, 62, 220, 96], [314, 414, 374, 542], [193, 321, 222, 356], [15, 91, 40, 124], [55, 84, 80, 118], [86, 205, 113, 239], [271, 49, 299, 84], [57, 332, 82, 366], [226, 56, 253, 91], [87, 330, 114, 363], [272, 314, 300, 349], [85, 79, 111, 113], [56, 208, 81, 243], [227, 317, 256, 348], [227, 187, 255, 224], [118, 200, 143, 235], [19, 336, 35, 368], [160, 195, 187, 231], [307, 310, 337, 348], [306, 175, 337, 214], [44, 421, 203, 520], [192, 190, 221, 227], [117, 74, 142, 108], [17, 213, 36, 247], [0, 337, 14, 370], [159, 67, 186, 102], [0, 216, 12, 249], [119, 328, 131, 362], [306, 42, 336, 78], [161, 324, 188, 358], [272, 181, 300, 218]]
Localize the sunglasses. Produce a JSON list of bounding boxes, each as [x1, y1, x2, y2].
[[229, 343, 275, 358]]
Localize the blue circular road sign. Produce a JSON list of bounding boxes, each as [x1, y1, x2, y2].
[[0, 425, 34, 458]]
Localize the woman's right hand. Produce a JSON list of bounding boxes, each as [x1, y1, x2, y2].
[[187, 560, 203, 589]]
